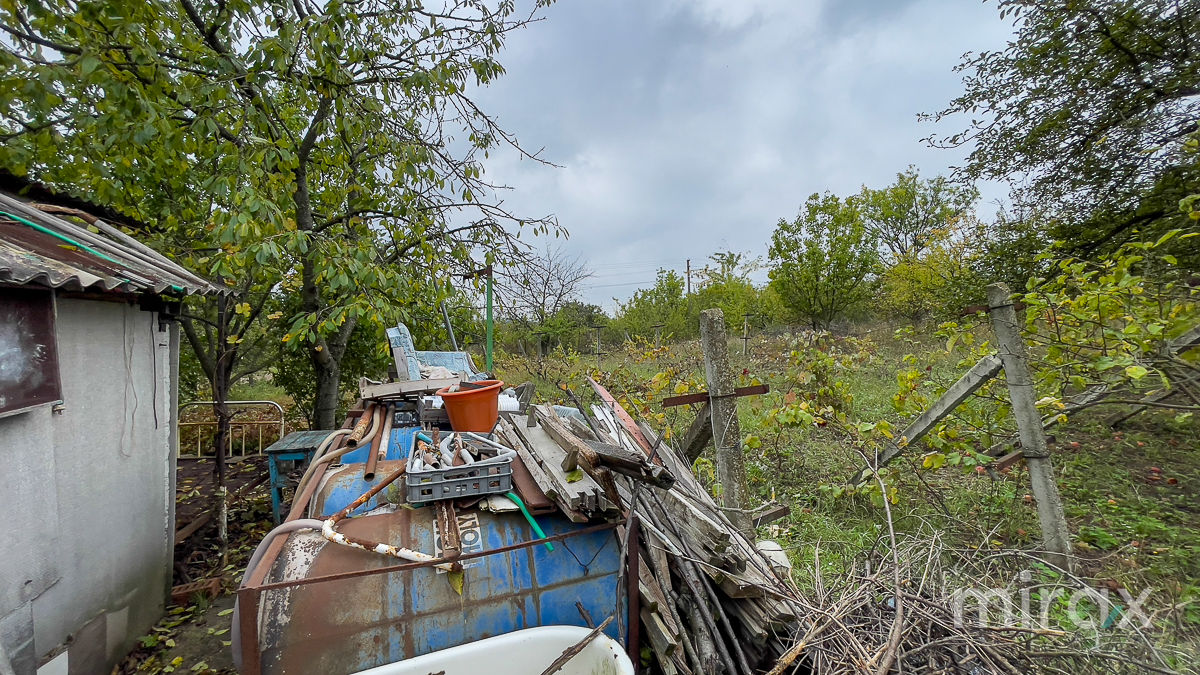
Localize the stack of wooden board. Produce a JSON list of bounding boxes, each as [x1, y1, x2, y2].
[[496, 399, 802, 674], [593, 406, 800, 675]]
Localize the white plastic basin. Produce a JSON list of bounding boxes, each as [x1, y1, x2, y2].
[[352, 625, 634, 675]]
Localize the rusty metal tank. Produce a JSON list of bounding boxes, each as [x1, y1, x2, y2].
[[251, 458, 625, 674]]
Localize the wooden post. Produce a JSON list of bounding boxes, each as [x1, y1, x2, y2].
[[987, 283, 1072, 569], [699, 308, 752, 535]]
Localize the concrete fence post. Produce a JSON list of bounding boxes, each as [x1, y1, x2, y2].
[[987, 283, 1072, 570], [699, 308, 753, 535]]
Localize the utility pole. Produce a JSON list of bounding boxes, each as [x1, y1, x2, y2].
[[685, 259, 691, 296], [987, 283, 1072, 570]]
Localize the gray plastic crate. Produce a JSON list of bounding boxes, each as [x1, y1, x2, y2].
[[404, 457, 513, 503]]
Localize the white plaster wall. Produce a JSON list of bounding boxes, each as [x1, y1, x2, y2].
[[0, 297, 177, 675]]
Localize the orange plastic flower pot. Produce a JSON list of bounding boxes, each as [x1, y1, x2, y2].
[[435, 379, 504, 432]]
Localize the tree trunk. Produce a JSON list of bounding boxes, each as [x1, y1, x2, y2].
[[211, 294, 234, 557], [311, 352, 341, 430]]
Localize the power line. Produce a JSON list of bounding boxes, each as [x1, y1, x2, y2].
[[582, 280, 656, 289]]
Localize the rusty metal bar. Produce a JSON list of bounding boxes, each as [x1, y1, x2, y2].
[[627, 515, 641, 672], [237, 586, 262, 675], [660, 384, 769, 408], [248, 522, 619, 593]]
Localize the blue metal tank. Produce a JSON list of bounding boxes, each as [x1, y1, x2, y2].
[[250, 428, 626, 674]]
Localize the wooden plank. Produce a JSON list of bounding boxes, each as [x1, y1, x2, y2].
[[660, 384, 769, 408], [508, 413, 613, 515], [358, 376, 461, 400], [587, 377, 659, 462], [509, 455, 554, 512], [640, 607, 679, 657], [638, 422, 709, 503], [496, 417, 586, 521], [752, 504, 790, 528]]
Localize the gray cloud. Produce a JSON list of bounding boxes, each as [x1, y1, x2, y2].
[[472, 0, 1015, 309]]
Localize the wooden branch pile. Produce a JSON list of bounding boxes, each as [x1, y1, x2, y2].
[[779, 535, 1178, 675]]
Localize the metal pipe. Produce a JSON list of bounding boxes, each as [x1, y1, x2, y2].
[[440, 300, 459, 351], [177, 401, 286, 457], [346, 402, 376, 447], [364, 403, 393, 481], [293, 425, 366, 502], [251, 522, 619, 592], [320, 462, 458, 571]]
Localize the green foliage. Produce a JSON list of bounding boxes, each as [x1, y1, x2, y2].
[[612, 269, 691, 339], [0, 0, 558, 426], [859, 166, 979, 260], [878, 227, 983, 320], [1021, 231, 1200, 398], [273, 306, 392, 428], [768, 192, 881, 329], [928, 0, 1200, 260], [690, 251, 768, 331]]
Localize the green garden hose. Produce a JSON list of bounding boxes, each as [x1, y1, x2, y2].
[[0, 209, 120, 264], [505, 491, 554, 552]]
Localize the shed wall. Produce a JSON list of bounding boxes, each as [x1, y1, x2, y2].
[[0, 297, 177, 675]]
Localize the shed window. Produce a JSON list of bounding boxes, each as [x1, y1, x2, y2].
[[0, 287, 62, 417]]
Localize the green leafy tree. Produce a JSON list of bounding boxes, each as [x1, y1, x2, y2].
[[768, 193, 881, 329], [927, 0, 1200, 259], [878, 229, 981, 321], [613, 269, 690, 339], [692, 251, 764, 330], [859, 166, 978, 260], [0, 0, 558, 429]]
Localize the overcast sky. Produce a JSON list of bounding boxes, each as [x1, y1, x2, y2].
[[471, 0, 1017, 310]]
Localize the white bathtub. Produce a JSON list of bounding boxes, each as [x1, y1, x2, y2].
[[352, 625, 634, 675]]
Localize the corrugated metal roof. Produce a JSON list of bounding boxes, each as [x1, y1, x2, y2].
[[0, 193, 221, 296]]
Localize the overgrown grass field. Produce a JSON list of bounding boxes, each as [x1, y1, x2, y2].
[[496, 323, 1200, 669]]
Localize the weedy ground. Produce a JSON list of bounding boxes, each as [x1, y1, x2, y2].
[[498, 324, 1200, 668]]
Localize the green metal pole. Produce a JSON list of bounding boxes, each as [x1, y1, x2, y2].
[[485, 266, 494, 373]]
